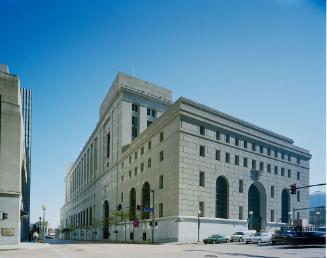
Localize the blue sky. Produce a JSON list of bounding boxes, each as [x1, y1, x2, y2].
[[0, 0, 325, 228]]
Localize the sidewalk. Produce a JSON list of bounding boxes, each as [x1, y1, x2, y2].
[[0, 242, 49, 251]]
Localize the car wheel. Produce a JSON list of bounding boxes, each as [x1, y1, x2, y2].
[[272, 241, 276, 245], [258, 239, 262, 245], [246, 241, 249, 244]]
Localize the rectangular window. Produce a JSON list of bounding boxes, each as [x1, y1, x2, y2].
[[267, 164, 271, 173], [239, 179, 243, 193], [275, 150, 278, 158], [281, 167, 285, 176], [297, 191, 300, 202], [260, 146, 264, 154], [297, 171, 300, 180], [148, 158, 152, 168], [147, 108, 151, 116], [200, 145, 205, 157], [225, 152, 230, 163], [159, 175, 163, 189], [235, 137, 239, 146], [141, 163, 144, 172], [226, 134, 230, 143], [159, 151, 164, 161], [132, 116, 138, 140], [260, 162, 264, 171], [271, 186, 274, 198], [215, 150, 221, 161], [129, 170, 132, 178], [239, 206, 243, 220], [134, 151, 138, 159], [288, 169, 291, 178], [268, 148, 271, 156], [297, 157, 301, 164], [216, 131, 220, 140], [200, 126, 205, 136], [282, 152, 285, 160], [243, 157, 248, 167], [252, 143, 256, 151], [121, 176, 124, 182], [141, 146, 144, 155], [297, 212, 300, 219], [274, 166, 278, 175], [252, 160, 256, 169], [160, 131, 164, 142], [235, 155, 239, 165], [129, 156, 132, 164], [244, 140, 248, 149], [147, 120, 153, 127], [159, 203, 163, 217], [152, 109, 156, 117], [288, 154, 291, 162], [134, 167, 138, 176], [199, 172, 205, 187], [271, 210, 274, 222], [199, 202, 205, 217], [132, 103, 138, 112], [106, 132, 110, 158], [148, 141, 151, 150], [121, 192, 124, 202]]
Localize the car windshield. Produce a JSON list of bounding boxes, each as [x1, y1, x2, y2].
[[254, 233, 261, 236]]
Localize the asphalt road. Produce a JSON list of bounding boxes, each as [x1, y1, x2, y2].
[[0, 239, 325, 258]]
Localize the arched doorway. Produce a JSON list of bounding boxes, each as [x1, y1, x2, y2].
[[141, 182, 151, 219], [248, 183, 266, 231], [129, 188, 136, 220], [103, 200, 109, 239], [216, 176, 229, 219], [281, 189, 290, 223]]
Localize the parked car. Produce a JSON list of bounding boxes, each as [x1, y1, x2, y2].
[[203, 234, 230, 244], [258, 232, 273, 244], [231, 230, 256, 242], [245, 233, 261, 244], [271, 227, 295, 245]]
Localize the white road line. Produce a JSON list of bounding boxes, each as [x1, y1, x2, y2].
[[49, 245, 70, 258]]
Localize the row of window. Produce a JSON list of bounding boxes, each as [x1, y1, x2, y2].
[[131, 103, 157, 118], [198, 172, 301, 202], [198, 125, 302, 165], [199, 146, 301, 180]]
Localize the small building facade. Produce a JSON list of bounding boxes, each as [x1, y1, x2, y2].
[[60, 73, 311, 242]]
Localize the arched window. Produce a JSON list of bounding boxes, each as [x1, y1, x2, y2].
[[141, 182, 151, 219], [103, 200, 109, 239], [129, 188, 136, 220], [281, 189, 290, 223], [216, 176, 228, 219]]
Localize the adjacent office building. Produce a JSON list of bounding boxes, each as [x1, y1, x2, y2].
[[60, 73, 311, 242], [20, 88, 32, 242], [0, 65, 30, 245]]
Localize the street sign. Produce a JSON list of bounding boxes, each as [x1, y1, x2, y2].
[[143, 207, 154, 212]]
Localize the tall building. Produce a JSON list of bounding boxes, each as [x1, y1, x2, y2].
[[20, 88, 32, 241], [0, 65, 27, 245], [60, 73, 311, 242]]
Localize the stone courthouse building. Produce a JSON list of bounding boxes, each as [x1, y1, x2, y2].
[[60, 73, 311, 242]]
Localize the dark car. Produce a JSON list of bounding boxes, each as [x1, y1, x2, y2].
[[203, 234, 229, 244], [271, 227, 295, 245], [287, 231, 326, 245]]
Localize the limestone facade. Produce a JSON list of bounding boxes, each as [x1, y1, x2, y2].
[[60, 73, 311, 242]]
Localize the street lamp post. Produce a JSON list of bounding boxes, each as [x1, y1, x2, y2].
[[197, 210, 201, 243], [150, 190, 155, 243], [42, 205, 46, 241], [288, 211, 293, 225], [248, 211, 253, 230], [316, 211, 320, 227]]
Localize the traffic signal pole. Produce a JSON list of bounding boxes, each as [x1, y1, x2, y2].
[[150, 190, 155, 243]]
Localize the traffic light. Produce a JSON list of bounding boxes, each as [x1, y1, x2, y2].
[[117, 204, 122, 211], [290, 183, 297, 194], [136, 205, 141, 211]]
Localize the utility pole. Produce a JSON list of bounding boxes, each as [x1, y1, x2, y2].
[[42, 205, 46, 242]]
